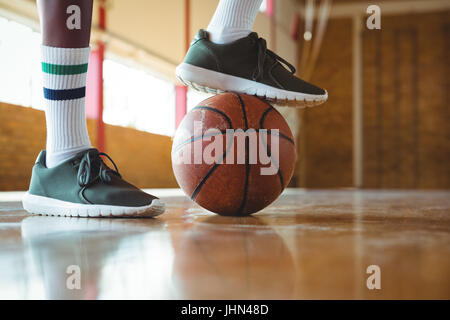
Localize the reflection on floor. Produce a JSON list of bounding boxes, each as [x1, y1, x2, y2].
[[0, 189, 449, 299]]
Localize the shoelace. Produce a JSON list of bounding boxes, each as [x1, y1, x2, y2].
[[252, 36, 296, 81], [75, 150, 121, 187]]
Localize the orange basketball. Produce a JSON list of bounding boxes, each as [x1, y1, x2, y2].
[[171, 93, 296, 216]]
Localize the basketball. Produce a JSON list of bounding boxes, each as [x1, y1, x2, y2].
[[171, 93, 296, 216]]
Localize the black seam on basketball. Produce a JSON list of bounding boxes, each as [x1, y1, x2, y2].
[[190, 163, 220, 201], [188, 96, 290, 212], [260, 98, 276, 110], [186, 133, 290, 200], [237, 136, 250, 216], [189, 102, 236, 202], [260, 106, 286, 189], [259, 106, 274, 129], [236, 93, 250, 216], [278, 170, 285, 189], [261, 130, 284, 189], [192, 106, 233, 128], [258, 129, 295, 145], [235, 93, 248, 130], [274, 132, 295, 145], [190, 132, 235, 201], [259, 106, 295, 145], [172, 130, 227, 154]]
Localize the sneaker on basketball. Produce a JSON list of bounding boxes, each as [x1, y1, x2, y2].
[[176, 29, 327, 107], [22, 148, 165, 217]]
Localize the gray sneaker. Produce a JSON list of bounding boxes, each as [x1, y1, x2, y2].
[[22, 149, 165, 217], [176, 29, 328, 107]]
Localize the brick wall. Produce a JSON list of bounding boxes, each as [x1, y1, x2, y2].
[[296, 18, 354, 188], [296, 11, 450, 189], [0, 102, 178, 191], [363, 12, 450, 189]]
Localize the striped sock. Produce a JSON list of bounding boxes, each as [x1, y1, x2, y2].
[[207, 0, 263, 44], [42, 46, 92, 168]]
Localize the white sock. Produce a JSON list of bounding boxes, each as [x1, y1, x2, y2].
[[206, 0, 263, 44], [42, 46, 92, 168]]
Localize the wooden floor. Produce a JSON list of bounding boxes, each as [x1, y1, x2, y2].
[[0, 189, 449, 299]]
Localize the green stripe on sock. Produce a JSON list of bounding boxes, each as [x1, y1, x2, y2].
[[42, 62, 88, 75]]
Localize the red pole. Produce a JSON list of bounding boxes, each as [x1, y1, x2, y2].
[[96, 1, 106, 152], [290, 12, 300, 41], [86, 1, 106, 151], [175, 85, 188, 128]]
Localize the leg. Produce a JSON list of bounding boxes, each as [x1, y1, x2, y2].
[[23, 1, 165, 217], [177, 0, 328, 107], [38, 0, 92, 168], [206, 0, 262, 44], [39, 0, 93, 48]]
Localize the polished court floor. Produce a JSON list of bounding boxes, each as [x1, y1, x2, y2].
[[0, 189, 449, 299]]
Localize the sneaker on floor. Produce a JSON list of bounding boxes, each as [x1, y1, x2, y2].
[[176, 29, 328, 107], [22, 149, 165, 217]]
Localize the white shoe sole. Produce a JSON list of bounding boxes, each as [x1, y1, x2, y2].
[[176, 62, 328, 108], [22, 192, 165, 218]]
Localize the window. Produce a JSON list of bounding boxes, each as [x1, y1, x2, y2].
[[259, 0, 274, 17], [103, 59, 175, 136], [187, 87, 211, 111], [259, 0, 268, 13], [0, 16, 43, 110], [0, 15, 177, 137]]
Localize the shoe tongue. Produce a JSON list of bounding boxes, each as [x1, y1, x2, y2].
[[196, 29, 209, 41], [248, 32, 259, 40], [74, 148, 99, 160]]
